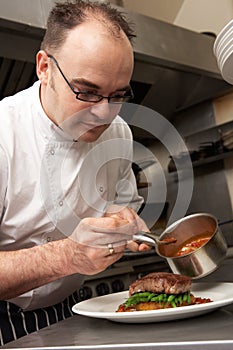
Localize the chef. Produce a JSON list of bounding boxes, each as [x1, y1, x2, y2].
[[0, 0, 149, 344]]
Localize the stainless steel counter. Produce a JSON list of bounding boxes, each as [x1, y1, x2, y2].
[[3, 303, 233, 350], [4, 253, 233, 350]]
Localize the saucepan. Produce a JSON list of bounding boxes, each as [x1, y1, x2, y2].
[[134, 213, 228, 279]]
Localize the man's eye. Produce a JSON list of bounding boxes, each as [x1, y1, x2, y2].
[[81, 90, 96, 95], [79, 91, 97, 98], [112, 93, 125, 98], [77, 91, 101, 102], [73, 85, 96, 94]]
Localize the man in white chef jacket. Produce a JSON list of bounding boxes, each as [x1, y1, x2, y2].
[[0, 0, 149, 344]]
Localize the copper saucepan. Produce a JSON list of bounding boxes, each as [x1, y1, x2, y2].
[[134, 213, 228, 279]]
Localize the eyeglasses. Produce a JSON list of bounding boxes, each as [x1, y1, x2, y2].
[[47, 54, 134, 104]]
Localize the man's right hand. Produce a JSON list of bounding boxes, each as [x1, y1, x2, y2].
[[63, 215, 134, 275]]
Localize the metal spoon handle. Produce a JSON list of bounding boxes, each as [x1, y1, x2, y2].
[[133, 231, 177, 246], [133, 232, 156, 247]]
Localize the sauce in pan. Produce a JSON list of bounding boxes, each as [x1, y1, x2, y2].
[[173, 233, 211, 257]]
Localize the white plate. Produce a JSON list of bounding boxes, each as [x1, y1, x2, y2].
[[220, 48, 233, 84], [216, 36, 233, 64], [72, 283, 233, 323], [214, 19, 233, 51], [214, 28, 233, 55], [214, 27, 233, 56]]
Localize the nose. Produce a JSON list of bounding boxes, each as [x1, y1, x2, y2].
[[90, 100, 121, 122]]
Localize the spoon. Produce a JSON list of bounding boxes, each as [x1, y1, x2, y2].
[[133, 231, 177, 247]]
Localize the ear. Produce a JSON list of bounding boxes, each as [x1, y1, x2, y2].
[[36, 50, 50, 84]]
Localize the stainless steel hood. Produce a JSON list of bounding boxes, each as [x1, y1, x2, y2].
[[1, 0, 233, 119]]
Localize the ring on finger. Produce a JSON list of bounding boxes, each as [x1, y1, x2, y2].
[[108, 243, 115, 255]]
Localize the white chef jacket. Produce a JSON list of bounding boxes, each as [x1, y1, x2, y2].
[[0, 81, 143, 311]]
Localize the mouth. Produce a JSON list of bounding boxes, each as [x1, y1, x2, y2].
[[59, 112, 111, 141], [81, 121, 109, 130]]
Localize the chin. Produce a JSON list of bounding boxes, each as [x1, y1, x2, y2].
[[78, 125, 109, 142]]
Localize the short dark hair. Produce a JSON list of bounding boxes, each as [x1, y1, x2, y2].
[[41, 0, 136, 52]]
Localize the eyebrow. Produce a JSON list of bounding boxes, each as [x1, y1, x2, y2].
[[72, 78, 131, 92]]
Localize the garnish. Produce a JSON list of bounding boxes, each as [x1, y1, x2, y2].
[[124, 291, 191, 308]]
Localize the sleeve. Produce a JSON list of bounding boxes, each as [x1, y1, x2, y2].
[[0, 145, 8, 222], [112, 120, 144, 212], [114, 156, 144, 213]]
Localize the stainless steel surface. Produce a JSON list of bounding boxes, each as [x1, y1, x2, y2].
[[157, 213, 228, 279], [3, 301, 233, 349], [0, 0, 221, 73], [1, 0, 233, 116], [0, 0, 225, 76]]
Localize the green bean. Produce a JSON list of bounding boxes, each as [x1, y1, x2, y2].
[[178, 295, 183, 304], [158, 294, 164, 302], [167, 294, 175, 303], [148, 293, 156, 300], [171, 301, 177, 308], [125, 296, 138, 303], [126, 292, 152, 306], [125, 292, 191, 307], [125, 298, 139, 307], [130, 293, 141, 298], [151, 296, 159, 302], [167, 295, 175, 302]]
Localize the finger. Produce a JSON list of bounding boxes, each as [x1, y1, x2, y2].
[[104, 242, 125, 256], [81, 217, 140, 237], [111, 206, 138, 222], [108, 206, 150, 233], [83, 216, 129, 231], [134, 216, 150, 232], [105, 205, 137, 225], [70, 230, 128, 247], [126, 240, 140, 252], [70, 215, 148, 249], [114, 207, 136, 222], [138, 243, 152, 251], [126, 240, 152, 252]]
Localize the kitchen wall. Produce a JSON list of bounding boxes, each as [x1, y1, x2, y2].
[[117, 0, 233, 36], [174, 0, 233, 35], [122, 0, 184, 23]]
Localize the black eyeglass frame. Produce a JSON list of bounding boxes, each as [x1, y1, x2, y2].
[[47, 54, 134, 104]]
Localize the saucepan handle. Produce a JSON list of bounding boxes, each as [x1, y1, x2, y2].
[[218, 219, 233, 226]]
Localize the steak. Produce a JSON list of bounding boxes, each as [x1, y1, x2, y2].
[[129, 272, 192, 295]]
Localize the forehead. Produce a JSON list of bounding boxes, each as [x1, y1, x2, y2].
[[57, 21, 133, 75]]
